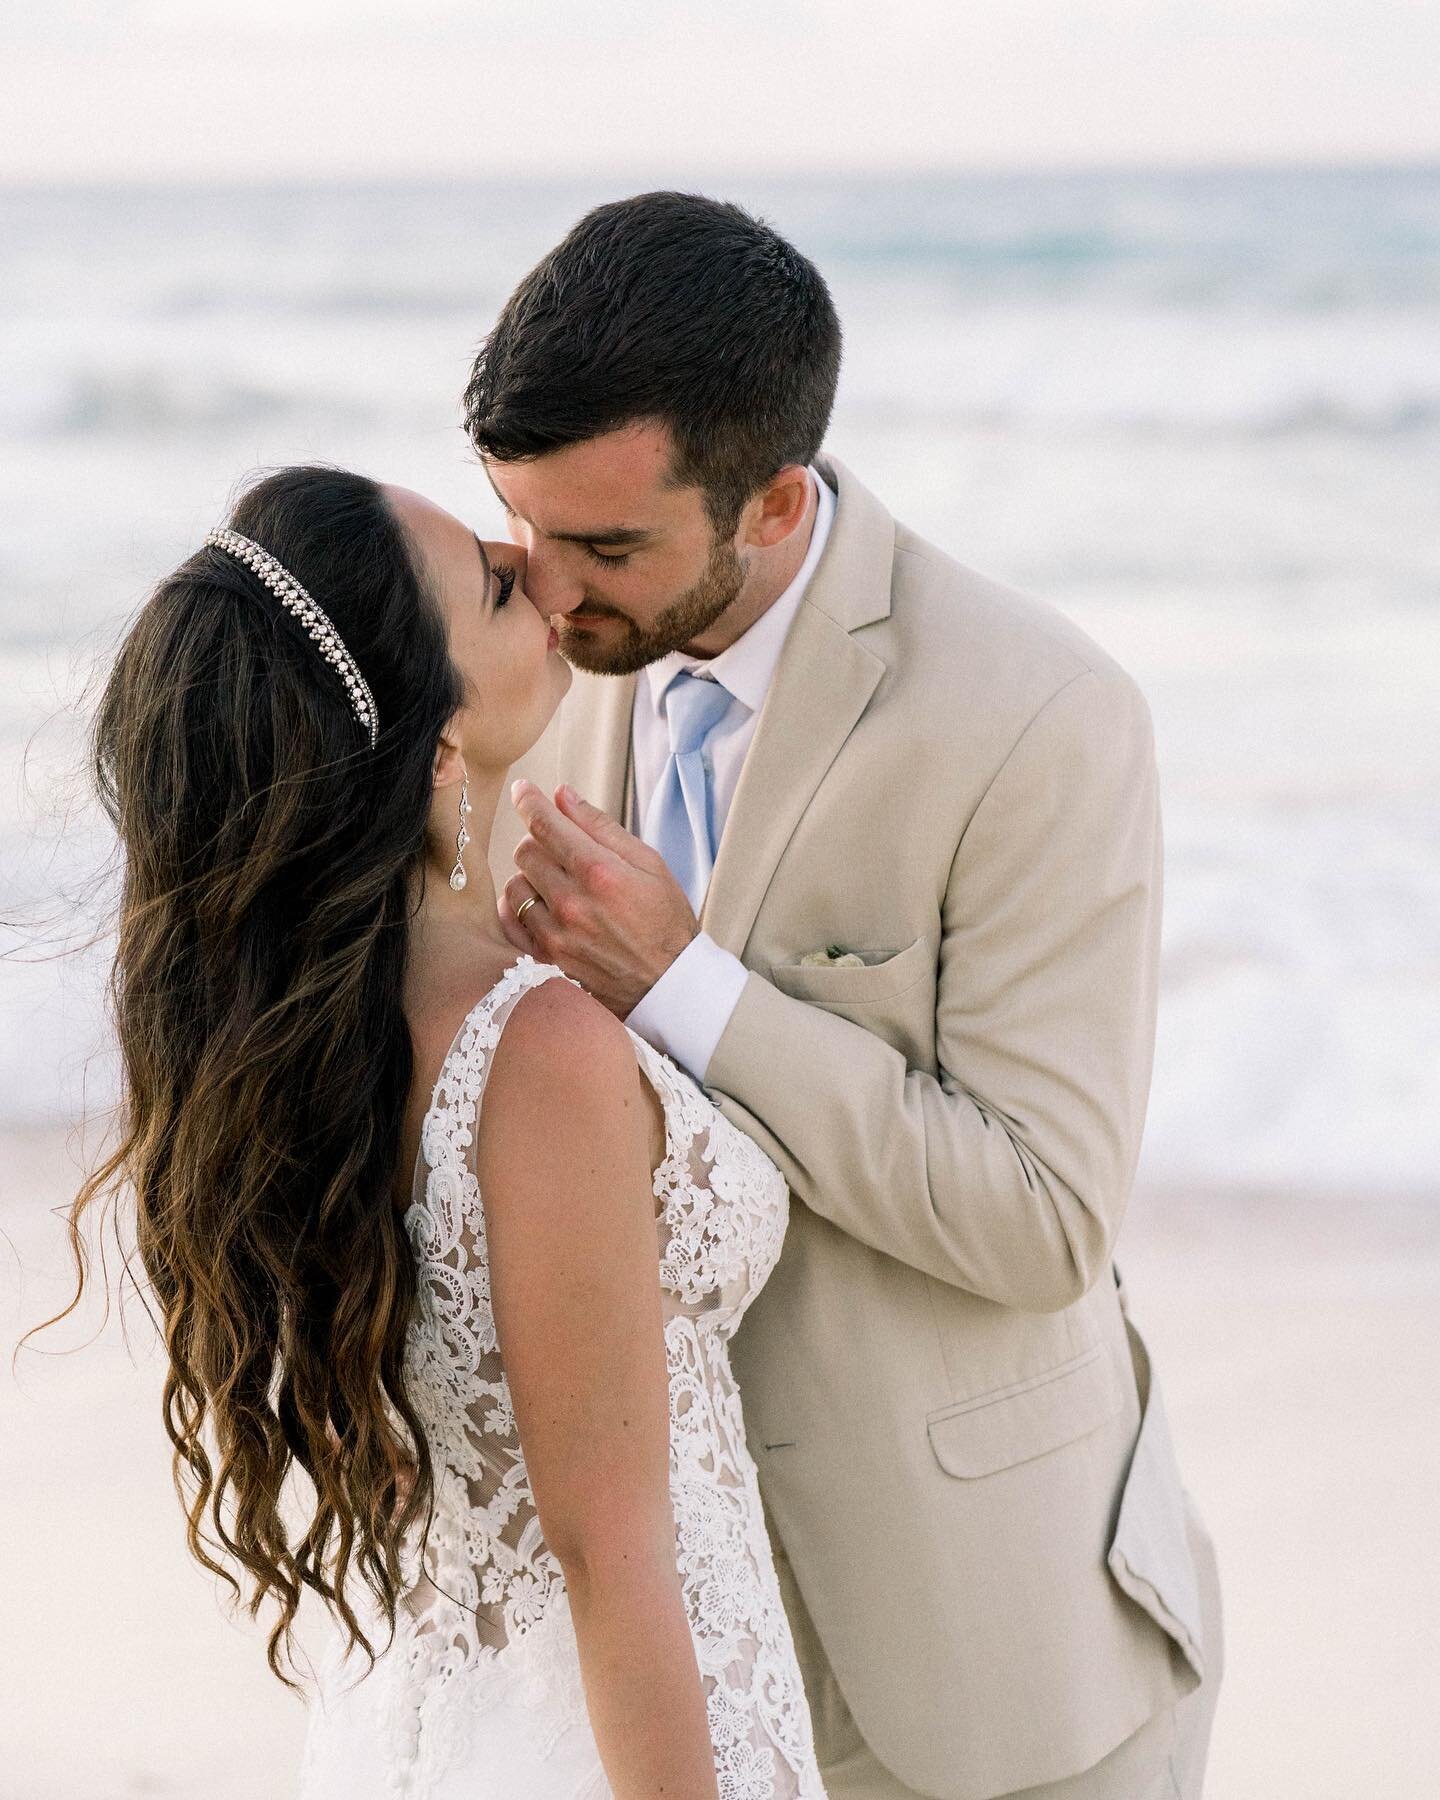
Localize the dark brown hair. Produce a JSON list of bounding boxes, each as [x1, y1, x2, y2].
[[462, 190, 842, 532], [24, 466, 462, 1686]]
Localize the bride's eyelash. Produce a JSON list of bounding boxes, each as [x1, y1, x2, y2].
[[493, 565, 517, 607]]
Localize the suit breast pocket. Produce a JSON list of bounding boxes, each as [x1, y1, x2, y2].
[[768, 934, 933, 1008]]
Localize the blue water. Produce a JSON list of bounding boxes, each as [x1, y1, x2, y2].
[[2, 166, 1438, 1191]]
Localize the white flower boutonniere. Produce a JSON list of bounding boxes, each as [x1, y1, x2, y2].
[[798, 943, 865, 969]]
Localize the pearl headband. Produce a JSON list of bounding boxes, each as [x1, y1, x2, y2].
[[204, 527, 379, 748]]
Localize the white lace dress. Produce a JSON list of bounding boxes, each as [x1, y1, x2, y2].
[[299, 956, 826, 1800]]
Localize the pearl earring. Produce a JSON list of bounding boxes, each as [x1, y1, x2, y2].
[[449, 776, 472, 891]]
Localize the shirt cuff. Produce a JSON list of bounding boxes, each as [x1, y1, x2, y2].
[[624, 931, 750, 1083]]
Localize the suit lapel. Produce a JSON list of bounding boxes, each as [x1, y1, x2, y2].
[[700, 608, 883, 957], [700, 455, 894, 959]]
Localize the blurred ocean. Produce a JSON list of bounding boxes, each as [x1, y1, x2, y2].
[[1, 166, 1437, 1194]]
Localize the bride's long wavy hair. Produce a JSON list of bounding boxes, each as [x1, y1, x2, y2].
[[27, 466, 463, 1687]]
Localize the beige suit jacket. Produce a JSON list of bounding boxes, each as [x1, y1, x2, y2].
[[489, 456, 1209, 1800]]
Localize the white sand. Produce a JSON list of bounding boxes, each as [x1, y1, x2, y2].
[[3, 1126, 1437, 1799], [1117, 1182, 1440, 1798]]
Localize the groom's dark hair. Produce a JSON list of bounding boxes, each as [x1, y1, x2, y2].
[[462, 191, 841, 533]]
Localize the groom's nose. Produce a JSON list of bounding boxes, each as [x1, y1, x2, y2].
[[519, 543, 587, 616]]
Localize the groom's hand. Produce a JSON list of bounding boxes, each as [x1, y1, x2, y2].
[[499, 779, 699, 1018]]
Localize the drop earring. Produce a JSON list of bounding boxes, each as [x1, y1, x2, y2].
[[449, 775, 472, 891]]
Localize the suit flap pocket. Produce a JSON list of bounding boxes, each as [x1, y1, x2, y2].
[[927, 1343, 1124, 1478], [769, 934, 931, 1006]]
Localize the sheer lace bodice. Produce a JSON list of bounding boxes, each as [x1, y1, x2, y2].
[[300, 955, 826, 1800]]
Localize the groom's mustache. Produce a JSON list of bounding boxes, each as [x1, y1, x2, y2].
[[564, 603, 623, 623]]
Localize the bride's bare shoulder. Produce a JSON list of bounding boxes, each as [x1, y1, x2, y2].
[[401, 958, 643, 1188], [479, 972, 659, 1198], [489, 971, 638, 1104], [482, 972, 648, 1123]]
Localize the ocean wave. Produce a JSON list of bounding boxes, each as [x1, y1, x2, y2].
[[839, 393, 1440, 438], [827, 239, 1440, 311], [2, 368, 382, 438], [5, 364, 1438, 444], [1, 259, 1428, 320]]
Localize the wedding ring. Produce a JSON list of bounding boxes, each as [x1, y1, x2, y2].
[[515, 895, 541, 927]]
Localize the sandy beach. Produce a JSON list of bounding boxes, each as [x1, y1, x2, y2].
[[3, 1123, 1437, 1800]]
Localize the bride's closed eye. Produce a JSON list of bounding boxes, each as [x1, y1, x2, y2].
[[493, 564, 518, 608]]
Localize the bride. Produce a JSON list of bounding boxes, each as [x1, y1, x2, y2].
[[58, 464, 826, 1798]]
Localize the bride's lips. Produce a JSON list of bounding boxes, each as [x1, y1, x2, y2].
[[547, 624, 559, 651]]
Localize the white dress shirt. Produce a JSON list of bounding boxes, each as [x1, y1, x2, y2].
[[624, 467, 837, 1080]]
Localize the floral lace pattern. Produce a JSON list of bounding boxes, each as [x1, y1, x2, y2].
[[300, 955, 826, 1800]]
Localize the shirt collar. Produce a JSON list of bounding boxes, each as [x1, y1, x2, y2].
[[642, 465, 837, 717]]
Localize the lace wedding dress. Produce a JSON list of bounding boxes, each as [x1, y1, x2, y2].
[[299, 956, 827, 1799]]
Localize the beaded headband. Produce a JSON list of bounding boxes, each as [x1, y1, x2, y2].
[[204, 527, 379, 748]]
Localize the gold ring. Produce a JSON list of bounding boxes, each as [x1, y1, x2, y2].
[[515, 895, 541, 926]]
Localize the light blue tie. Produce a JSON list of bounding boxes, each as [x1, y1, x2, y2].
[[643, 668, 736, 914]]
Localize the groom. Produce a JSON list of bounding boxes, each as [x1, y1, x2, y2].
[[473, 193, 1222, 1800]]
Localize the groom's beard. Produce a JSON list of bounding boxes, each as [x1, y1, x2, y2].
[[555, 532, 746, 677]]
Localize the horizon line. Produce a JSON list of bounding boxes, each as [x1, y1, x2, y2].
[[2, 151, 1438, 195]]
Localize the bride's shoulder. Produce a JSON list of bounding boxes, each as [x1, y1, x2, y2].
[[469, 973, 663, 1228], [498, 961, 622, 1060], [482, 969, 652, 1160]]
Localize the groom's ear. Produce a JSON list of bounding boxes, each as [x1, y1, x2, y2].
[[739, 462, 813, 550]]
